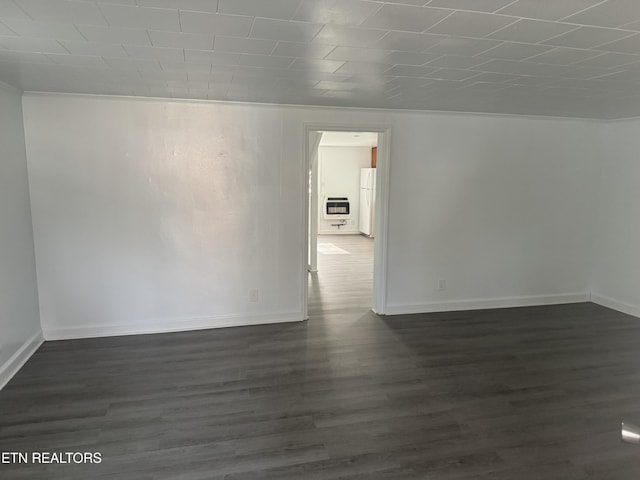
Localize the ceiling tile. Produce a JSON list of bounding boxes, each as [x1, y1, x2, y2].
[[495, 0, 603, 21], [250, 19, 323, 42], [574, 51, 640, 68], [151, 68, 187, 80], [149, 30, 214, 50], [0, 21, 17, 36], [384, 64, 438, 77], [0, 36, 67, 53], [425, 68, 480, 81], [179, 12, 253, 36], [3, 0, 640, 118], [360, 4, 452, 33], [272, 41, 335, 59], [190, 71, 232, 83], [184, 49, 242, 65], [162, 61, 211, 73], [505, 75, 553, 85], [477, 42, 554, 61], [124, 45, 185, 62], [461, 82, 510, 92], [469, 72, 524, 83], [104, 56, 161, 70], [561, 65, 619, 79], [99, 4, 180, 32], [543, 86, 595, 98], [60, 40, 129, 57], [313, 79, 356, 91], [544, 78, 610, 91], [427, 0, 518, 13], [380, 51, 440, 66], [167, 79, 208, 90], [590, 69, 640, 82], [16, 0, 107, 25], [93, 0, 138, 5], [541, 26, 635, 49], [488, 19, 579, 44], [474, 59, 575, 76], [386, 76, 427, 87], [236, 54, 295, 68], [597, 34, 640, 54], [214, 36, 277, 55], [312, 25, 386, 48], [136, 0, 215, 12], [375, 31, 444, 52], [325, 46, 389, 62], [0, 18, 86, 41], [526, 47, 603, 65], [335, 61, 384, 74], [218, 0, 302, 20], [562, 0, 640, 28], [425, 55, 487, 69], [0, 1, 31, 19], [427, 36, 502, 56], [375, 0, 429, 5], [0, 50, 54, 64], [290, 58, 345, 73], [45, 53, 108, 67], [293, 0, 380, 26], [77, 24, 151, 45], [620, 19, 640, 31], [427, 11, 517, 38]]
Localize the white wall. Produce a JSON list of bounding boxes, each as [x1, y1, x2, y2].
[[22, 93, 602, 339], [383, 112, 602, 313], [0, 83, 42, 389], [23, 95, 301, 339], [591, 120, 640, 317], [318, 146, 371, 235]]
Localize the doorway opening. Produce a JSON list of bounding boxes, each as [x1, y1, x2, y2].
[[303, 126, 390, 320]]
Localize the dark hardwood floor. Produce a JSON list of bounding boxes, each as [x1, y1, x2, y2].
[[2, 235, 640, 478]]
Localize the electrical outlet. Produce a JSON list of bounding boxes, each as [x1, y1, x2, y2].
[[437, 279, 446, 291], [250, 289, 259, 302]]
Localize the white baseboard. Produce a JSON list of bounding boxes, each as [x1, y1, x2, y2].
[[0, 331, 44, 391], [385, 293, 591, 316], [591, 293, 640, 319], [43, 311, 304, 341]]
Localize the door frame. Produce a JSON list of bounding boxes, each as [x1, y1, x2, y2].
[[302, 123, 392, 319], [308, 131, 323, 273]]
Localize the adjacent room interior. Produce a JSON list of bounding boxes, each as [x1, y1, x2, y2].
[[2, 1, 640, 478], [308, 131, 378, 318]]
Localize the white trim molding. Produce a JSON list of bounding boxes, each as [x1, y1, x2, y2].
[[0, 331, 44, 391], [43, 311, 304, 341], [303, 123, 392, 318], [591, 293, 640, 319], [22, 91, 607, 123], [385, 293, 591, 316]]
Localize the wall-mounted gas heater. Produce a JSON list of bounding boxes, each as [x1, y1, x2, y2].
[[323, 196, 350, 220]]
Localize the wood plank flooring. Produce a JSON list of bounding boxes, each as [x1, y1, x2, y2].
[[309, 234, 374, 316], [2, 234, 640, 479]]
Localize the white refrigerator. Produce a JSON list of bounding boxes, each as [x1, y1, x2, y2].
[[359, 168, 376, 237]]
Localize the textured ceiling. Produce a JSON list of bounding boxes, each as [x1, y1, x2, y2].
[[2, 0, 640, 119], [320, 131, 378, 147]]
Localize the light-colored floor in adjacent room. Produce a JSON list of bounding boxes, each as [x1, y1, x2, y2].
[[309, 234, 374, 317]]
